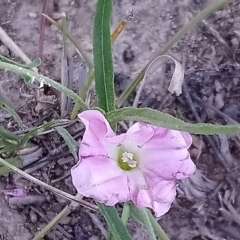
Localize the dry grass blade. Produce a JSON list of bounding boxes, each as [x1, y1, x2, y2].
[[133, 55, 184, 108], [0, 157, 98, 211], [32, 194, 82, 240], [42, 14, 92, 69]]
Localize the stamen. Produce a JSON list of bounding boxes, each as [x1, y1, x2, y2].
[[122, 152, 137, 168]]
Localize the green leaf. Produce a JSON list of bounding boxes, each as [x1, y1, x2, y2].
[[93, 0, 115, 112], [20, 120, 69, 146], [129, 206, 156, 240], [0, 62, 88, 110], [98, 203, 132, 240], [25, 58, 41, 69], [106, 107, 240, 135], [55, 126, 78, 160], [0, 157, 22, 176], [0, 54, 41, 70], [0, 125, 20, 143], [0, 92, 22, 126]]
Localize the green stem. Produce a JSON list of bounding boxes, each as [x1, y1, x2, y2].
[[121, 202, 130, 225], [107, 202, 130, 240], [70, 69, 94, 119], [147, 211, 170, 240]]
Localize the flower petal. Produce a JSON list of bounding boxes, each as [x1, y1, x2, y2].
[[125, 123, 192, 150], [71, 155, 129, 205], [126, 170, 176, 217], [78, 110, 116, 157], [139, 148, 196, 180]]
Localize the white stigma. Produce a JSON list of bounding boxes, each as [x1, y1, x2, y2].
[[122, 152, 137, 168]]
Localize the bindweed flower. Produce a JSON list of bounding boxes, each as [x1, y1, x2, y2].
[[71, 110, 196, 217]]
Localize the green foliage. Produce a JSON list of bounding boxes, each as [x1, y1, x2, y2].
[[93, 0, 115, 112], [55, 126, 78, 160], [106, 107, 240, 135], [98, 203, 132, 240]]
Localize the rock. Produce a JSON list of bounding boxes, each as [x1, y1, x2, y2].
[[223, 104, 238, 121], [29, 210, 37, 223], [0, 45, 10, 57], [231, 38, 239, 48], [51, 12, 63, 20], [29, 12, 37, 18], [214, 80, 222, 92], [214, 93, 224, 109], [233, 77, 239, 85], [59, 216, 71, 225], [89, 236, 100, 240], [221, 10, 228, 18]]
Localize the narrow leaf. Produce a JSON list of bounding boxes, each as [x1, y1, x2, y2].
[[93, 0, 115, 112], [0, 157, 22, 176], [106, 107, 240, 135], [130, 206, 156, 240], [0, 54, 41, 70], [0, 61, 88, 110], [20, 120, 69, 146], [0, 93, 22, 126], [0, 125, 20, 143], [98, 203, 132, 240], [55, 126, 78, 160]]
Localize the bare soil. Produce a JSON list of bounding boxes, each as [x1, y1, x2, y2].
[[1, 0, 240, 239]]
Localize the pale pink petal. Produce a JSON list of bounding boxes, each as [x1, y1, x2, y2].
[[125, 123, 191, 151], [139, 148, 195, 180], [78, 110, 116, 157], [71, 156, 129, 205], [126, 170, 176, 217]]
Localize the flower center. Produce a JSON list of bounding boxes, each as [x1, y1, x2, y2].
[[118, 151, 137, 170]]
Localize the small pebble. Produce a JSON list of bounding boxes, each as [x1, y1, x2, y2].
[[231, 38, 239, 48], [223, 104, 238, 121], [214, 80, 222, 92], [233, 77, 239, 85], [59, 216, 71, 225], [0, 45, 10, 57], [29, 210, 38, 223], [29, 12, 37, 18], [221, 10, 228, 18], [214, 93, 224, 109], [89, 236, 100, 240]]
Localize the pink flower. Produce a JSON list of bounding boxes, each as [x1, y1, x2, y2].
[[71, 110, 196, 217]]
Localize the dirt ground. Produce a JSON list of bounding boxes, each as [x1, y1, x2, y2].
[[1, 0, 240, 239]]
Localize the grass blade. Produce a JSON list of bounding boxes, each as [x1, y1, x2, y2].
[[106, 107, 240, 135], [0, 93, 22, 126], [55, 126, 78, 160], [93, 0, 115, 112], [0, 61, 88, 110], [98, 203, 132, 240], [129, 206, 157, 240]]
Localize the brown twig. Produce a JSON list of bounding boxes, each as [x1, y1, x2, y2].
[[39, 0, 50, 60], [30, 206, 73, 239]]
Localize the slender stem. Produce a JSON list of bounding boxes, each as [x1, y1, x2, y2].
[[70, 20, 127, 119], [32, 194, 82, 240], [121, 202, 130, 225], [147, 210, 170, 240], [107, 202, 130, 240], [70, 69, 94, 119], [61, 13, 68, 116], [43, 14, 92, 69]]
